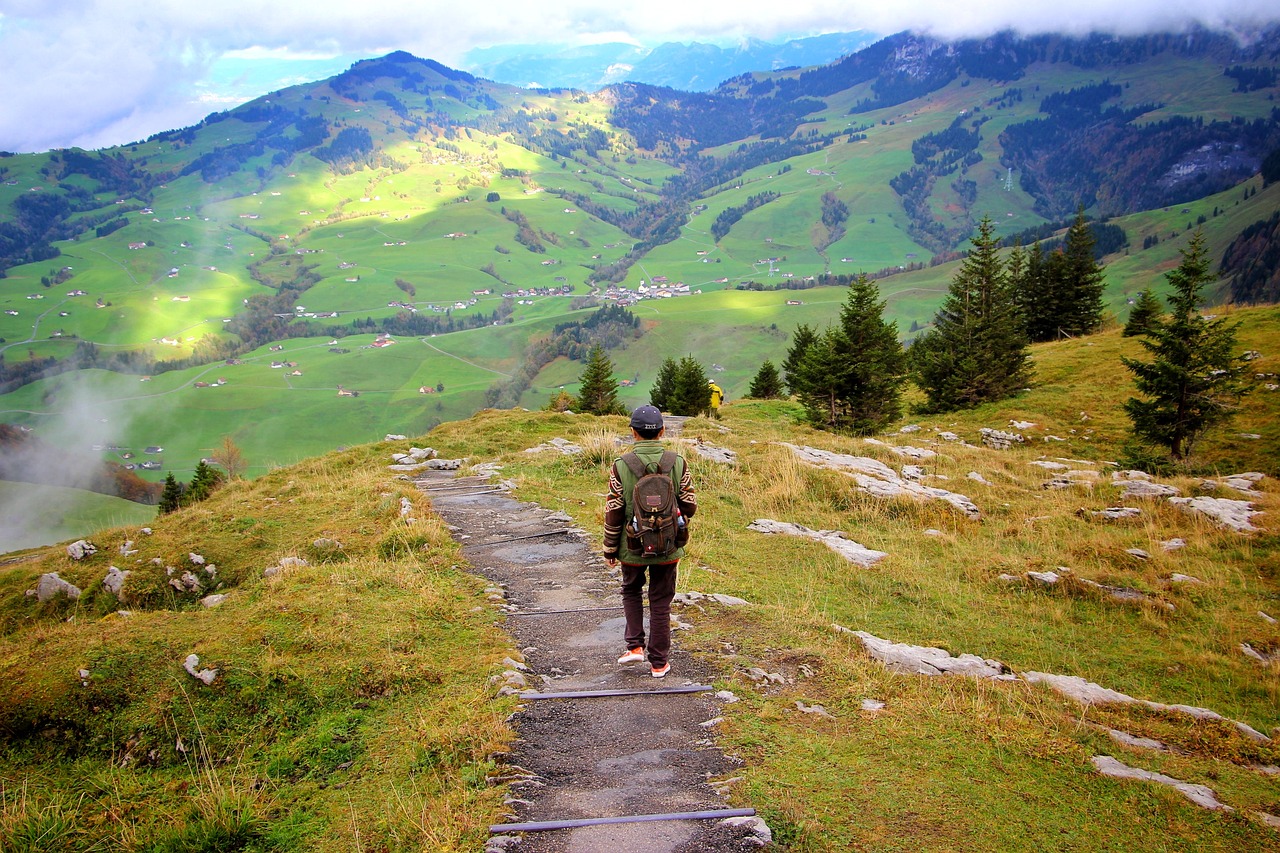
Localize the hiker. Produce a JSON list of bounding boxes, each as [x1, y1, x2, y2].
[[603, 404, 697, 678], [707, 379, 724, 417]]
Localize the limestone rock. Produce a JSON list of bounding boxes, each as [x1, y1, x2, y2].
[[1107, 729, 1167, 751], [747, 519, 888, 567], [183, 653, 218, 685], [980, 428, 1024, 450], [28, 572, 82, 602], [1116, 479, 1181, 499], [426, 458, 462, 470], [1010, 420, 1037, 430], [384, 434, 407, 441], [1089, 507, 1142, 520], [688, 441, 737, 465], [853, 630, 1013, 680], [523, 437, 581, 455], [200, 594, 228, 608], [780, 443, 980, 519], [1092, 755, 1232, 811], [66, 539, 97, 560], [720, 815, 772, 847], [966, 471, 992, 485], [795, 700, 835, 719], [1161, 538, 1187, 551], [103, 566, 130, 598], [1168, 573, 1202, 584], [1027, 570, 1062, 586], [188, 552, 205, 565], [861, 699, 886, 712], [169, 571, 202, 593], [1025, 672, 1270, 742], [1030, 460, 1070, 471], [1126, 548, 1151, 560], [1167, 496, 1261, 532]]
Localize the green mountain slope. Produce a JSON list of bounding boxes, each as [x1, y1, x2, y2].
[[1, 28, 1278, 525]]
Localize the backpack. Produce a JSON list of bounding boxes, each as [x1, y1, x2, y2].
[[620, 450, 689, 558]]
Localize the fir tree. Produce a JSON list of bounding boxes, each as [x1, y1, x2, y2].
[[1013, 210, 1107, 342], [649, 357, 678, 411], [575, 344, 626, 416], [792, 275, 905, 434], [912, 217, 1031, 412], [1060, 208, 1107, 336], [185, 460, 224, 505], [747, 359, 784, 399], [1122, 231, 1249, 460], [158, 473, 183, 514], [1123, 287, 1163, 337], [668, 356, 712, 416], [782, 323, 817, 394]]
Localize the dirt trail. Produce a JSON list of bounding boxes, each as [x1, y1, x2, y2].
[[415, 449, 766, 852]]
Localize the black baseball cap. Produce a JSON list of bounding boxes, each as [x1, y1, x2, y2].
[[629, 405, 664, 431]]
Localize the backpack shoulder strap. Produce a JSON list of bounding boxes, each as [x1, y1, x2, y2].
[[656, 450, 678, 475], [619, 452, 647, 478]]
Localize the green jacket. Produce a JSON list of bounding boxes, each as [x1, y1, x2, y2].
[[603, 440, 697, 564]]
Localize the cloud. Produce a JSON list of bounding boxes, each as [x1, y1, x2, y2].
[[3, 0, 1279, 152]]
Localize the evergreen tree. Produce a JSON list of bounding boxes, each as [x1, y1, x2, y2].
[[185, 460, 224, 505], [668, 356, 712, 416], [792, 275, 905, 434], [649, 357, 678, 411], [782, 323, 817, 394], [1122, 287, 1163, 337], [158, 473, 183, 514], [912, 217, 1031, 412], [1059, 208, 1107, 336], [575, 344, 626, 416], [747, 359, 784, 399], [1122, 231, 1249, 460], [1012, 210, 1107, 341]]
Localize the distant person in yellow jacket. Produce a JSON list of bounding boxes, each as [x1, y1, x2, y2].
[[707, 380, 724, 418]]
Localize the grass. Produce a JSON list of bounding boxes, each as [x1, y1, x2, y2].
[[2, 313, 1279, 849], [0, 441, 517, 851]]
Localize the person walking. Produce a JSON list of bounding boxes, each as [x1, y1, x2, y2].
[[707, 379, 724, 418], [603, 405, 697, 678]]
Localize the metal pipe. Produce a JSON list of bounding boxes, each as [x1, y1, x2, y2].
[[490, 807, 756, 834], [465, 529, 574, 547], [521, 684, 711, 700], [508, 605, 624, 616]]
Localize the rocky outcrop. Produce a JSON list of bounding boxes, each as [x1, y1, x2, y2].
[[1092, 756, 1232, 811], [1167, 496, 1261, 532], [980, 428, 1023, 450], [27, 572, 82, 601], [748, 519, 888, 567], [66, 540, 97, 560], [842, 628, 1015, 680], [781, 443, 980, 519]]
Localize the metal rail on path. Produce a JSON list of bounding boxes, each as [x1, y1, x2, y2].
[[465, 529, 574, 547], [490, 807, 756, 834], [521, 684, 711, 700]]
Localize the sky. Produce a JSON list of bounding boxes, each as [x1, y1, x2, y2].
[[1, 0, 1279, 154]]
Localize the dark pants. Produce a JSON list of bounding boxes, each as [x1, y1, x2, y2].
[[621, 562, 678, 667]]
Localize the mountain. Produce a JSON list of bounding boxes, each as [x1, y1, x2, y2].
[[462, 30, 880, 91], [0, 28, 1279, 532]]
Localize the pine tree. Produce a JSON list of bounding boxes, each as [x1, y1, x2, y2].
[[668, 356, 712, 416], [1123, 287, 1163, 337], [185, 460, 224, 505], [1059, 208, 1107, 336], [575, 344, 626, 416], [649, 357, 678, 411], [158, 473, 183, 514], [912, 217, 1031, 412], [1122, 231, 1250, 460], [782, 323, 817, 394], [792, 275, 905, 434], [1013, 210, 1107, 342], [747, 359, 784, 399]]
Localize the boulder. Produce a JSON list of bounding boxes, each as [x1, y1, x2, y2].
[[980, 428, 1024, 450], [28, 572, 82, 602], [103, 566, 130, 598], [1116, 479, 1180, 499], [66, 540, 97, 560], [1089, 507, 1142, 520], [1167, 496, 1261, 532]]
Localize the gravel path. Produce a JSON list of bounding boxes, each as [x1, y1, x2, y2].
[[415, 466, 768, 852]]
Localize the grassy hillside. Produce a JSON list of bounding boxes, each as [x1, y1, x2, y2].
[[1, 309, 1277, 849]]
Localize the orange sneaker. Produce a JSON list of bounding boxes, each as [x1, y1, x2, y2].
[[617, 647, 645, 665], [650, 662, 670, 678]]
